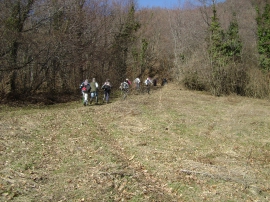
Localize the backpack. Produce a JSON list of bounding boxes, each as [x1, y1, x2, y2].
[[103, 84, 111, 91], [82, 86, 87, 92], [82, 84, 90, 92], [121, 82, 129, 90]]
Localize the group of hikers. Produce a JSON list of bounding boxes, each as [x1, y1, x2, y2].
[[79, 77, 168, 106]]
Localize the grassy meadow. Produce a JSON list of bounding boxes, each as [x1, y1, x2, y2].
[[0, 83, 270, 201]]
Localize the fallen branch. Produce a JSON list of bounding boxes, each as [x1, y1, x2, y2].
[[180, 169, 214, 178]]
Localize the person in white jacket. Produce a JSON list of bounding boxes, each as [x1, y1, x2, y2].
[[134, 77, 141, 90], [144, 78, 152, 94]]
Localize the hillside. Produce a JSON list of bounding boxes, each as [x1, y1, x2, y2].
[[1, 84, 270, 201]]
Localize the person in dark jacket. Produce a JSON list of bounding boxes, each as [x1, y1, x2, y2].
[[80, 79, 91, 106], [101, 79, 112, 103], [161, 78, 168, 86]]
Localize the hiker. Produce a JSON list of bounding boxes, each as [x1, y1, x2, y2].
[[144, 77, 152, 94], [101, 79, 112, 103], [120, 80, 129, 92], [153, 78, 157, 86], [134, 77, 141, 90], [161, 78, 168, 86], [119, 80, 129, 99], [80, 79, 91, 106], [126, 78, 132, 86], [90, 78, 99, 104]]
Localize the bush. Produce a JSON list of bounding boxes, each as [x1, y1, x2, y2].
[[183, 71, 207, 91], [245, 68, 270, 99]]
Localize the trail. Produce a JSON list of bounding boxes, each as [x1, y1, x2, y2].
[[89, 86, 181, 201]]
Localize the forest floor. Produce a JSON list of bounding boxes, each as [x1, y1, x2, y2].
[[1, 83, 270, 202]]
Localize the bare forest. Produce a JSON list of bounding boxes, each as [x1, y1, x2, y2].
[[1, 1, 270, 201], [0, 0, 269, 103]]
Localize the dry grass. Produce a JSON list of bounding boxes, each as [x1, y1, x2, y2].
[[1, 83, 270, 201]]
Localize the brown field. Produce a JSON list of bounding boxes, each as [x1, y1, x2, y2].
[[1, 83, 270, 202]]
